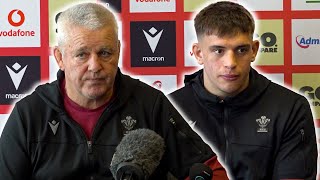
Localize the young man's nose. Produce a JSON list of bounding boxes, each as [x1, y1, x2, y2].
[[223, 52, 237, 69]]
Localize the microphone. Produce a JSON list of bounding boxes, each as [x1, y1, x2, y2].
[[189, 163, 213, 180], [110, 129, 165, 180]]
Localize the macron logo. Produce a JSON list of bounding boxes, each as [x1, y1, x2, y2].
[[6, 62, 28, 90], [48, 120, 60, 135], [143, 27, 163, 53]]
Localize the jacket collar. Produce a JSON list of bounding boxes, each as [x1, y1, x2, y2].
[[186, 67, 271, 107], [35, 68, 140, 112]]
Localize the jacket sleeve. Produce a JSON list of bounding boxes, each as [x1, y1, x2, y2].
[[0, 105, 32, 179], [274, 97, 317, 179], [151, 92, 227, 179]]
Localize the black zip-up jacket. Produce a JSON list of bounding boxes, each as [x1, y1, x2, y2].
[[0, 70, 214, 180], [169, 68, 317, 180]]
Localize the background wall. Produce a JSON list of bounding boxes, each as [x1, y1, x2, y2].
[[0, 0, 320, 170]]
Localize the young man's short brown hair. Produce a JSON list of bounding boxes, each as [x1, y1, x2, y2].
[[194, 1, 255, 39]]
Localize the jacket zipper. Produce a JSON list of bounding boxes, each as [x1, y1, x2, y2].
[[220, 100, 229, 164], [169, 118, 202, 154], [87, 141, 93, 154], [300, 129, 305, 142]]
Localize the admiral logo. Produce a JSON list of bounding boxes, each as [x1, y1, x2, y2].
[[296, 35, 320, 49], [0, 9, 35, 37], [131, 21, 176, 67], [0, 56, 40, 105], [300, 86, 320, 106], [256, 32, 278, 53]]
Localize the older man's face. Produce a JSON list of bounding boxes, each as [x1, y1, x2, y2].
[[55, 25, 120, 107]]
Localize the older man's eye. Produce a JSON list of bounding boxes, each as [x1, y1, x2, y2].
[[76, 52, 88, 59], [99, 50, 111, 57]]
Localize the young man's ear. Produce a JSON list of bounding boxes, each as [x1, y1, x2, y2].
[[192, 43, 204, 65], [251, 40, 260, 62], [53, 46, 65, 71]]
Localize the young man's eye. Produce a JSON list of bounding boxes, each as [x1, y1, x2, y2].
[[214, 49, 223, 54], [237, 48, 249, 54]]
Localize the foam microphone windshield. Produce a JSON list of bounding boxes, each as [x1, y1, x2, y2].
[[110, 129, 165, 180], [189, 163, 213, 180]]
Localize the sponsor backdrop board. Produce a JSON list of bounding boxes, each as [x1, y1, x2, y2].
[[292, 19, 320, 65], [253, 20, 284, 66], [0, 0, 40, 47], [0, 56, 41, 104], [1, 0, 320, 169], [132, 75, 177, 95]]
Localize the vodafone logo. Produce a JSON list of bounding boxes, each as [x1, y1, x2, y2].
[[0, 9, 35, 37], [8, 9, 25, 27]]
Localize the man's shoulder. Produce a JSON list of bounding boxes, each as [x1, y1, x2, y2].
[[168, 85, 200, 116], [169, 84, 194, 101], [15, 82, 58, 109], [268, 81, 306, 101]]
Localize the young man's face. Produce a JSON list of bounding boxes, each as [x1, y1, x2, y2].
[[192, 32, 259, 98], [54, 25, 120, 107]]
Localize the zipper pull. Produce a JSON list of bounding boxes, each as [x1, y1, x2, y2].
[[87, 141, 93, 154], [169, 117, 176, 127], [300, 129, 305, 142]]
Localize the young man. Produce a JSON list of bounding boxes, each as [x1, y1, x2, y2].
[[0, 3, 228, 180], [170, 1, 317, 179]]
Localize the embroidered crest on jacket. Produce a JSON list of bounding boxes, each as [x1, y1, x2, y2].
[[256, 116, 270, 133], [121, 116, 137, 131]]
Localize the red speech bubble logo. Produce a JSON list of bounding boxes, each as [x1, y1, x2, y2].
[[8, 9, 25, 27]]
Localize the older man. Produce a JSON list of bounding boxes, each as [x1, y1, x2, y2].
[[0, 2, 227, 180]]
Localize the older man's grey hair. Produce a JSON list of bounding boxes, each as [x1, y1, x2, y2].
[[56, 3, 118, 47]]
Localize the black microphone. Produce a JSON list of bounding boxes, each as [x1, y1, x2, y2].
[[189, 163, 213, 180], [110, 129, 165, 180]]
